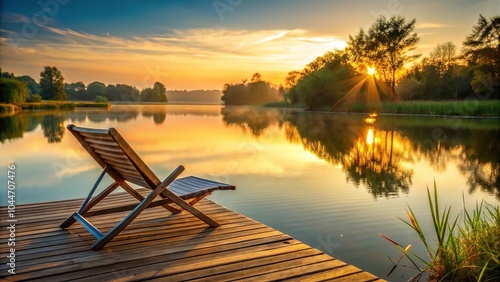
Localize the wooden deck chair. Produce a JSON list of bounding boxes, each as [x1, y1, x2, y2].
[[60, 124, 235, 250]]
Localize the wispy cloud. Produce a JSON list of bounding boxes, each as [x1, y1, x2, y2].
[[0, 12, 31, 23], [1, 26, 347, 89], [416, 22, 450, 29], [254, 31, 289, 44]]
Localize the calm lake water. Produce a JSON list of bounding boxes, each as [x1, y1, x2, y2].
[[1, 104, 499, 281]]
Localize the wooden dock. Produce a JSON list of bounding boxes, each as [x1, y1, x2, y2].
[[1, 191, 385, 281]]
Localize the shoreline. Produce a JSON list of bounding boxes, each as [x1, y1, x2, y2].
[[0, 101, 109, 115], [264, 100, 500, 118], [2, 100, 500, 118]]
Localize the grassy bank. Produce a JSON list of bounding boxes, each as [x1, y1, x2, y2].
[[383, 183, 500, 281], [0, 103, 22, 114], [1, 101, 109, 116], [267, 100, 500, 117], [20, 101, 110, 110]]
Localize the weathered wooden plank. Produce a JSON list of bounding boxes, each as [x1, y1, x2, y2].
[[165, 248, 326, 281], [7, 229, 287, 280], [282, 264, 366, 281], [4, 214, 258, 265], [12, 229, 279, 275], [0, 196, 385, 282], [63, 240, 308, 282], [234, 258, 349, 281], [322, 270, 381, 282]]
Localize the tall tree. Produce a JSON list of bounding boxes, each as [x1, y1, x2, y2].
[[347, 16, 420, 94], [463, 14, 500, 98], [65, 81, 86, 100], [85, 81, 106, 101], [17, 75, 40, 96], [0, 78, 28, 104], [141, 82, 167, 102], [153, 82, 167, 102], [250, 73, 262, 83], [39, 66, 67, 100], [463, 15, 500, 68]]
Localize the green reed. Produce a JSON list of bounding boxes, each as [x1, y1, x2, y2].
[[268, 100, 500, 117], [381, 181, 500, 281]]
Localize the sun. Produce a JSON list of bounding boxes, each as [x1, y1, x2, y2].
[[367, 66, 376, 76]]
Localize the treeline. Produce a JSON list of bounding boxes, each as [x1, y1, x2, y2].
[[281, 14, 500, 110], [222, 73, 281, 105], [0, 66, 169, 104], [167, 90, 222, 104]]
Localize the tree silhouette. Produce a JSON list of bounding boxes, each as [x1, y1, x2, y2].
[[39, 66, 67, 100], [347, 16, 420, 94], [463, 14, 500, 98]]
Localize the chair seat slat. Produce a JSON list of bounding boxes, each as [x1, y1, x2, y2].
[[84, 137, 121, 148], [91, 144, 124, 154], [78, 131, 114, 140], [99, 157, 135, 170]]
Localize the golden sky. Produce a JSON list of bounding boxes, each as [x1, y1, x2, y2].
[[1, 0, 499, 90]]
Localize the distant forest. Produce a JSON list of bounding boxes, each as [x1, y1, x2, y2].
[[167, 90, 222, 104], [221, 73, 282, 105], [0, 66, 222, 105]]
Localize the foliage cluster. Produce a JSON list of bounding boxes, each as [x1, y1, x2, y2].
[[280, 14, 500, 111], [0, 77, 29, 104], [140, 82, 168, 102], [222, 73, 281, 105], [344, 100, 500, 116], [1, 66, 170, 105]]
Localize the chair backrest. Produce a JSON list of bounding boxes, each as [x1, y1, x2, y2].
[[68, 124, 161, 189]]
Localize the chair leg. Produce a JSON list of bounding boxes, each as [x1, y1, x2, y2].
[[61, 180, 120, 229], [91, 165, 185, 249], [161, 189, 220, 227], [188, 192, 211, 206], [167, 192, 212, 214]]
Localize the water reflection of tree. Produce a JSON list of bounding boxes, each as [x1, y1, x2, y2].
[[457, 130, 500, 199], [342, 128, 413, 197], [221, 108, 414, 197], [285, 113, 413, 198], [221, 106, 284, 137], [41, 114, 65, 143], [221, 108, 500, 199], [0, 114, 32, 143], [142, 109, 167, 125], [389, 119, 500, 200]]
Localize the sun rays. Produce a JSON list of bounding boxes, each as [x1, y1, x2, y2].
[[331, 72, 397, 111]]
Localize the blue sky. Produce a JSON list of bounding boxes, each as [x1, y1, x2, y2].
[[1, 0, 499, 90]]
